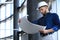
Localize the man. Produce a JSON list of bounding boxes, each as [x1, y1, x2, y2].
[[32, 1, 60, 40]]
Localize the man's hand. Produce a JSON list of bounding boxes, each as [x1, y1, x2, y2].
[[18, 19, 21, 23], [39, 29, 54, 34], [39, 30, 49, 34]]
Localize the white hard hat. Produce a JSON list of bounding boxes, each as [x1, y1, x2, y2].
[[37, 1, 48, 10]]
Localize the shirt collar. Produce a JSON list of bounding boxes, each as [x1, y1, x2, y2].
[[43, 12, 50, 16]]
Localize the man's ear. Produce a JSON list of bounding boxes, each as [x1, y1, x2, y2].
[[45, 6, 49, 11]]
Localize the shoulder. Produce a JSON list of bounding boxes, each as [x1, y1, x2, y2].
[[50, 13, 57, 15], [50, 13, 59, 19], [50, 13, 58, 17]]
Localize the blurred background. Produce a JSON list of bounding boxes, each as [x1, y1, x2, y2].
[[0, 0, 60, 40]]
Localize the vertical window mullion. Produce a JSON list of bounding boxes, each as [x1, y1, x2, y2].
[[5, 4, 6, 40], [0, 5, 1, 38], [10, 4, 11, 40]]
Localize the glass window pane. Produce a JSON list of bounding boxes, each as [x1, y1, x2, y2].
[[0, 1, 13, 40], [1, 6, 5, 20]]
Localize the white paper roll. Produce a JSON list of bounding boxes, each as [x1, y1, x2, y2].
[[19, 16, 46, 34]]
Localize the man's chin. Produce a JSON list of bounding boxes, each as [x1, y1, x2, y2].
[[41, 12, 46, 15], [41, 13, 45, 14]]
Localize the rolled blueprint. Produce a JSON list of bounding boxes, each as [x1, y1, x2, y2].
[[19, 16, 46, 34]]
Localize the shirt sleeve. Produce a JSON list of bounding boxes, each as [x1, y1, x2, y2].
[[31, 19, 38, 24], [52, 13, 60, 31]]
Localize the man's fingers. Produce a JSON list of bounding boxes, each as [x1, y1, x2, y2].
[[39, 29, 44, 32], [39, 30, 48, 34], [18, 19, 21, 23]]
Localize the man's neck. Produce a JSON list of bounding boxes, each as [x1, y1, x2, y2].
[[43, 11, 49, 16]]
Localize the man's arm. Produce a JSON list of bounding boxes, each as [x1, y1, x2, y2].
[[39, 13, 60, 34], [39, 29, 54, 34], [31, 19, 38, 24], [52, 13, 60, 31]]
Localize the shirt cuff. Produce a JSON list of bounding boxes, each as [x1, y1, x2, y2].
[[52, 26, 59, 32]]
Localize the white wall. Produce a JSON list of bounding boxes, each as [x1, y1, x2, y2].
[[50, 0, 60, 40]]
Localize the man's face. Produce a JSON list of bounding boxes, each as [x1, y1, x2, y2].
[[39, 6, 48, 14]]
